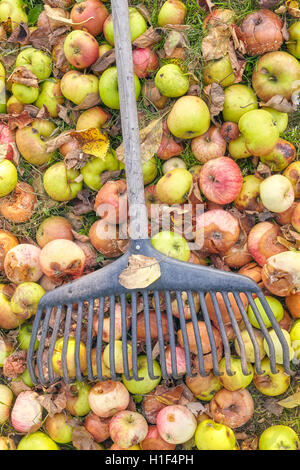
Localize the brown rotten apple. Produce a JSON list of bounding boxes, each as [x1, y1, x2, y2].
[[0, 182, 36, 223], [70, 0, 108, 36], [205, 291, 249, 326], [239, 9, 283, 56], [89, 219, 129, 258], [283, 162, 300, 199], [191, 126, 226, 164], [64, 30, 99, 70], [194, 209, 240, 254], [210, 388, 254, 429], [94, 180, 128, 225], [199, 157, 243, 205], [262, 251, 300, 297], [16, 119, 56, 166], [4, 244, 43, 284], [40, 239, 86, 282], [0, 123, 16, 161], [247, 222, 287, 267]]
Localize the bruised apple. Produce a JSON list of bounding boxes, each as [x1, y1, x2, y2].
[[253, 357, 290, 396], [283, 162, 300, 198], [16, 119, 56, 166], [70, 0, 109, 36], [132, 47, 159, 79], [10, 282, 45, 320], [247, 222, 287, 267], [84, 413, 110, 443], [4, 244, 42, 284], [195, 419, 236, 451], [45, 413, 73, 444], [234, 175, 264, 213], [191, 126, 226, 163], [89, 219, 129, 258], [156, 168, 192, 204], [109, 411, 148, 449], [0, 123, 15, 160], [61, 71, 99, 106], [0, 182, 36, 224], [260, 139, 296, 172], [210, 388, 254, 429], [64, 30, 99, 69], [40, 239, 86, 282], [0, 230, 18, 270], [76, 107, 110, 131], [0, 285, 23, 330], [88, 381, 130, 418], [262, 251, 300, 297], [156, 405, 197, 445], [185, 371, 222, 402]]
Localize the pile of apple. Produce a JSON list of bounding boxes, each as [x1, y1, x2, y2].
[[0, 0, 300, 451]]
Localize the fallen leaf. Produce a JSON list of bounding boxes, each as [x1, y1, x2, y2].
[[9, 379, 32, 396], [185, 401, 207, 416], [277, 391, 300, 408], [136, 3, 152, 22], [116, 116, 164, 163], [286, 0, 300, 17], [8, 22, 30, 44], [263, 398, 284, 416], [71, 230, 90, 243], [119, 254, 161, 289], [72, 93, 101, 111], [38, 390, 67, 417], [100, 169, 123, 185], [201, 23, 231, 61], [197, 0, 215, 10], [70, 128, 109, 160], [133, 26, 163, 48], [255, 162, 272, 179], [227, 41, 246, 84], [240, 436, 258, 451], [164, 30, 189, 58], [72, 426, 102, 451], [8, 66, 39, 88], [260, 95, 298, 113], [203, 82, 225, 122], [258, 0, 282, 8], [44, 5, 94, 26], [64, 148, 90, 170], [91, 49, 116, 74], [46, 130, 72, 153]]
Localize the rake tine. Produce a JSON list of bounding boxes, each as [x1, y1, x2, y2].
[[130, 292, 142, 381], [175, 291, 193, 377], [232, 292, 263, 375], [35, 306, 51, 385], [164, 291, 179, 378], [199, 292, 221, 376], [47, 306, 63, 384], [210, 292, 233, 376], [153, 291, 168, 379], [187, 291, 207, 377], [109, 296, 116, 380], [86, 300, 95, 381], [257, 292, 291, 375], [96, 297, 104, 380], [120, 294, 131, 380], [62, 304, 73, 384], [221, 292, 250, 375], [143, 291, 158, 380], [74, 302, 83, 382], [246, 293, 278, 373]]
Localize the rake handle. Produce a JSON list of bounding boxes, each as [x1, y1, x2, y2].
[[111, 0, 149, 240]]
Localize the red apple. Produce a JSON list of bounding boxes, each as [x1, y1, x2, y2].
[[64, 30, 99, 69], [141, 425, 176, 450], [70, 0, 109, 36], [132, 47, 159, 79], [247, 222, 287, 267], [109, 411, 148, 449], [0, 123, 15, 161], [199, 157, 243, 204], [94, 180, 128, 225], [191, 126, 226, 163]]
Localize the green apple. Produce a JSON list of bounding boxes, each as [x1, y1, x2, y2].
[[228, 134, 252, 160], [122, 355, 161, 395], [6, 95, 24, 114], [99, 66, 141, 110], [45, 413, 73, 444], [16, 119, 56, 165], [15, 47, 52, 81], [52, 337, 86, 378], [17, 323, 39, 351], [238, 109, 279, 157], [253, 357, 290, 396], [0, 384, 13, 424], [81, 151, 120, 191], [142, 157, 158, 185], [103, 7, 147, 46], [222, 84, 258, 123], [158, 0, 186, 27], [264, 107, 289, 134], [155, 64, 189, 98], [151, 231, 190, 262], [0, 336, 13, 367], [234, 175, 264, 213], [252, 51, 300, 101], [218, 357, 253, 391], [103, 340, 133, 374], [287, 21, 300, 58], [195, 419, 236, 450], [0, 0, 28, 26], [11, 83, 39, 104], [259, 425, 300, 450], [156, 168, 192, 204], [260, 174, 295, 213], [0, 160, 17, 197], [263, 328, 293, 364], [35, 79, 64, 118], [43, 162, 83, 202], [11, 282, 45, 320], [234, 328, 265, 363], [167, 95, 211, 139], [247, 296, 284, 329], [260, 139, 296, 172], [162, 158, 186, 174], [20, 368, 34, 387], [290, 319, 300, 362], [17, 431, 59, 450], [65, 381, 91, 417], [0, 61, 6, 113], [61, 70, 99, 106], [204, 55, 235, 88], [76, 106, 110, 131]]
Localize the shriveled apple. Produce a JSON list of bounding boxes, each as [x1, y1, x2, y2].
[[40, 239, 86, 282], [0, 182, 37, 223], [4, 244, 43, 284], [262, 251, 300, 297]]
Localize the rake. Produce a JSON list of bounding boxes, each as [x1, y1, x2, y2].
[[27, 0, 291, 385]]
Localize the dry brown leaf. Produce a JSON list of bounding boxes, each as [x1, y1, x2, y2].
[[72, 426, 102, 451], [260, 95, 297, 113], [197, 0, 215, 10], [0, 110, 33, 130], [240, 436, 258, 450], [164, 30, 189, 58], [116, 116, 164, 163], [8, 66, 39, 88], [9, 379, 32, 396], [286, 0, 300, 16], [100, 169, 123, 186], [277, 391, 300, 408], [72, 93, 101, 111], [119, 254, 161, 289], [46, 130, 72, 153], [136, 4, 152, 23], [91, 49, 116, 74], [201, 23, 231, 61], [227, 41, 246, 84], [64, 148, 90, 170], [185, 401, 207, 416], [258, 0, 282, 7], [8, 22, 29, 44], [203, 82, 225, 121], [3, 350, 27, 378], [71, 230, 90, 243], [133, 26, 163, 48], [37, 391, 67, 417]]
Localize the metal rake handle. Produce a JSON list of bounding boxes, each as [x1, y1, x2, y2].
[[111, 0, 148, 240]]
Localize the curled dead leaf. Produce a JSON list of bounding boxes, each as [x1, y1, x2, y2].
[[203, 82, 225, 123], [91, 49, 116, 74], [8, 66, 39, 88], [70, 128, 109, 160], [64, 148, 90, 170], [8, 22, 29, 44], [260, 94, 298, 113], [46, 130, 72, 153], [72, 93, 101, 111], [133, 26, 163, 48], [202, 23, 232, 61], [72, 426, 102, 451], [286, 0, 300, 17], [119, 254, 161, 289], [277, 391, 300, 408]]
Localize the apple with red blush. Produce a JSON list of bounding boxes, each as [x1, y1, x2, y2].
[[70, 0, 109, 36], [64, 30, 99, 70], [94, 180, 128, 225], [0, 123, 15, 161], [191, 126, 226, 163], [132, 47, 159, 79]]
